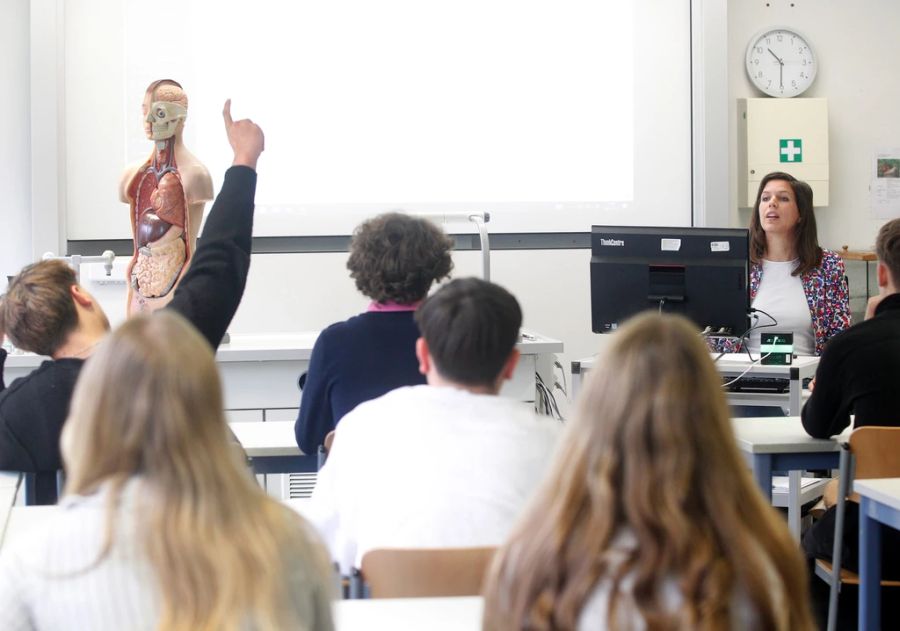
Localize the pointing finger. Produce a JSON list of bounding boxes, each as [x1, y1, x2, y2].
[[223, 99, 233, 128]]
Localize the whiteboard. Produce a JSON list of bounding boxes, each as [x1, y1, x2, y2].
[[63, 0, 692, 240]]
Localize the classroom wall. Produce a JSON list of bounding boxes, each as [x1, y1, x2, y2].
[[0, 0, 32, 284], [6, 2, 899, 407], [728, 1, 899, 251]]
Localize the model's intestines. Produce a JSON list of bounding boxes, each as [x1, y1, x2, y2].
[[130, 166, 187, 298]]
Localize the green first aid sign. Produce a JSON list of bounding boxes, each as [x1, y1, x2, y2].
[[779, 138, 802, 163]]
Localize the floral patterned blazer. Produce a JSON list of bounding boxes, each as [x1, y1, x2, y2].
[[711, 249, 851, 355]]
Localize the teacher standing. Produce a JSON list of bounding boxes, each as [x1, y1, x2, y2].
[[742, 171, 850, 356]]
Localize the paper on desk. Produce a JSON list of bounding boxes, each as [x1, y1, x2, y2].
[[771, 476, 821, 491]]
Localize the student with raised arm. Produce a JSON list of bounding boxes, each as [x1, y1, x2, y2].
[[0, 100, 261, 477], [0, 311, 335, 631], [483, 313, 814, 631]]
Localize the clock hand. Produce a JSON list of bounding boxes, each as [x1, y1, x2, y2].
[[768, 48, 784, 65]]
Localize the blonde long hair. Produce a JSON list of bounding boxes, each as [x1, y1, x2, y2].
[[62, 312, 333, 631], [483, 313, 813, 630]]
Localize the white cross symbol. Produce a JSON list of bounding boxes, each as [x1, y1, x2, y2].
[[781, 140, 801, 162]]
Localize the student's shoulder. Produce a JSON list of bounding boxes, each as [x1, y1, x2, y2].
[[0, 360, 80, 407]]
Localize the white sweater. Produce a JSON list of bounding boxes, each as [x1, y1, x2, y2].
[[0, 479, 334, 631], [308, 385, 564, 573]]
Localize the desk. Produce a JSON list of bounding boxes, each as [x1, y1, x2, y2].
[[334, 596, 482, 630], [228, 420, 316, 474], [571, 354, 818, 415], [6, 331, 562, 416], [732, 417, 848, 538], [855, 477, 900, 630]]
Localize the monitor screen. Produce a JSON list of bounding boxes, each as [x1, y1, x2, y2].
[[590, 226, 750, 335]]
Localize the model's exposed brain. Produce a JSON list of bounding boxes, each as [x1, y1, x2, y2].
[[143, 82, 189, 142]]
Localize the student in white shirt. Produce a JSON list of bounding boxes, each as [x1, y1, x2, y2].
[[308, 277, 563, 574], [483, 312, 815, 631], [0, 312, 334, 631]]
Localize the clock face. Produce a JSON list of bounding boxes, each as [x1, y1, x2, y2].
[[745, 28, 816, 97]]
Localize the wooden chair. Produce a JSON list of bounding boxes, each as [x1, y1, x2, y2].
[[355, 547, 497, 598], [815, 427, 900, 631]]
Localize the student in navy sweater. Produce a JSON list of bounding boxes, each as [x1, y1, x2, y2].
[[294, 213, 453, 455]]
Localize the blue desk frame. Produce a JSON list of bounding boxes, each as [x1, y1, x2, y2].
[[750, 452, 841, 502], [859, 495, 900, 629]]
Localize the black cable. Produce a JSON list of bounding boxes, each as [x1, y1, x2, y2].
[[741, 307, 778, 362]]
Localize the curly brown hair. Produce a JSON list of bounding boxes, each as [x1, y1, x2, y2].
[[347, 212, 453, 304]]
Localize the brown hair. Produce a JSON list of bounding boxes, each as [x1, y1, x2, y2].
[[876, 218, 900, 286], [62, 312, 333, 630], [749, 171, 822, 276], [483, 312, 814, 631], [0, 260, 78, 356], [347, 212, 453, 304]]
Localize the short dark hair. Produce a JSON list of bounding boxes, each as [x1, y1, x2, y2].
[[415, 278, 522, 386], [749, 171, 822, 276], [1, 260, 78, 356], [876, 218, 900, 286], [347, 212, 453, 304]]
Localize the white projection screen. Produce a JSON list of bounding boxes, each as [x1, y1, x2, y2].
[[63, 0, 691, 239]]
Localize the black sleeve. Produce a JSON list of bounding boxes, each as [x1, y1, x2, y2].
[[0, 348, 6, 393], [167, 166, 257, 348], [801, 337, 852, 439], [0, 411, 37, 472]]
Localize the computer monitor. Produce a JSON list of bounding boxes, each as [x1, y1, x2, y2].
[[590, 225, 750, 335]]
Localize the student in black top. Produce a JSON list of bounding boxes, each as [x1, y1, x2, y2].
[[802, 218, 900, 437], [0, 100, 263, 476], [801, 218, 900, 591]]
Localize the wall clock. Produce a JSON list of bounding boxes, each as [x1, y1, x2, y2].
[[745, 27, 817, 97]]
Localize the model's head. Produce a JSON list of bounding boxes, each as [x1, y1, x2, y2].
[[876, 217, 900, 289], [142, 79, 188, 141], [749, 171, 821, 275], [63, 311, 332, 629], [1, 260, 82, 356], [347, 212, 453, 304], [483, 312, 813, 630], [414, 277, 521, 388]]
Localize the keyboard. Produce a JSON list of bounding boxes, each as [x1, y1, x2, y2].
[[723, 376, 790, 394]]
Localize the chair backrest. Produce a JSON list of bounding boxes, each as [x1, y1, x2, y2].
[[360, 547, 497, 598], [848, 426, 900, 502]]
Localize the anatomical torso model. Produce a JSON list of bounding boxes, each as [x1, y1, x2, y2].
[[120, 79, 213, 315]]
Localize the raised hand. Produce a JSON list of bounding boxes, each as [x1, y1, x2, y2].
[[223, 99, 265, 170]]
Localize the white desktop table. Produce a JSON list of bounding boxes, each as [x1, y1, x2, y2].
[[334, 596, 482, 630], [571, 354, 818, 415], [228, 420, 314, 474], [732, 417, 848, 538], [6, 330, 562, 418], [855, 477, 900, 630]]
